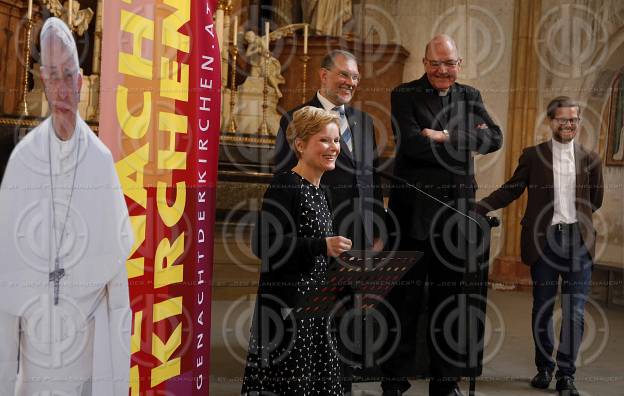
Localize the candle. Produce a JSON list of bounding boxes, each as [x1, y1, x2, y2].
[[68, 0, 73, 25], [303, 24, 308, 54], [264, 21, 270, 50], [215, 8, 224, 51], [232, 16, 238, 46], [27, 0, 32, 19]]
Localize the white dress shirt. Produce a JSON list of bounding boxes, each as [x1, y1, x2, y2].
[[316, 91, 341, 113], [551, 139, 577, 225]]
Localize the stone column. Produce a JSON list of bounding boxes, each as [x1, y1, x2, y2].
[[489, 0, 541, 288]]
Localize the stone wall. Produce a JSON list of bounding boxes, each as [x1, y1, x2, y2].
[[535, 0, 624, 266]]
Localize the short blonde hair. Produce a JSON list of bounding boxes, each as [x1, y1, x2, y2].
[[286, 106, 340, 158]]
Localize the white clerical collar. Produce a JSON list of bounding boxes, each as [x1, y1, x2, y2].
[[438, 89, 450, 97], [316, 91, 344, 112], [552, 138, 574, 153]]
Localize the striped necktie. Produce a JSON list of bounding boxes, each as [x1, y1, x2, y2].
[[333, 106, 352, 152]]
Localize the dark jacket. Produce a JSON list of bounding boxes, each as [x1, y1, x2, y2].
[[273, 95, 384, 249], [251, 171, 331, 309], [478, 141, 604, 265], [388, 74, 503, 240]]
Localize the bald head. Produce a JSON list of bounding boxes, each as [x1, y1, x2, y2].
[[424, 34, 459, 60], [423, 34, 462, 91]]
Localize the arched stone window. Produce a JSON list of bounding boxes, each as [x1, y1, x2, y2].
[[606, 70, 624, 165]]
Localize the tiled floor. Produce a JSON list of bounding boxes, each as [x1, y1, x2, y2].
[[210, 290, 624, 395]]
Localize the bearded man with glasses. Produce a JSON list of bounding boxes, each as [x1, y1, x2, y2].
[[381, 34, 503, 396], [475, 97, 604, 396]]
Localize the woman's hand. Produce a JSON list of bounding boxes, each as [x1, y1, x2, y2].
[[325, 236, 352, 257]]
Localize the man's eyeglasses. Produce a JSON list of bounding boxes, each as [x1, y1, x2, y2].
[[324, 68, 360, 83], [553, 117, 581, 125], [425, 58, 462, 68]]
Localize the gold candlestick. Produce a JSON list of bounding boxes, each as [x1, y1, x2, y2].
[[301, 55, 309, 105], [227, 44, 239, 133], [257, 50, 270, 135], [19, 18, 33, 116]]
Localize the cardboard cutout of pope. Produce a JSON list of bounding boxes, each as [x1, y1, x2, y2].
[[0, 17, 133, 396]]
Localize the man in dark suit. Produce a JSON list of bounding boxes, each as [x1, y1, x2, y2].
[[476, 97, 604, 396], [273, 49, 385, 393], [274, 49, 384, 251], [381, 35, 503, 396]]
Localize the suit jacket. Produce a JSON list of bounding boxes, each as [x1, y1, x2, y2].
[[388, 74, 503, 240], [479, 141, 604, 265], [273, 95, 384, 249]]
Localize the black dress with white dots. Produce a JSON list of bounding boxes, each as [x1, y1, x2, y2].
[[241, 171, 343, 395]]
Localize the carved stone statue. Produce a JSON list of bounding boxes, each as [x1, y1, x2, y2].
[[221, 24, 308, 134], [41, 0, 63, 16], [66, 1, 94, 36], [243, 30, 285, 98], [41, 0, 94, 36], [302, 0, 352, 36]]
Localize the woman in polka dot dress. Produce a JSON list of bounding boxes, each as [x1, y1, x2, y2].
[[241, 107, 353, 395]]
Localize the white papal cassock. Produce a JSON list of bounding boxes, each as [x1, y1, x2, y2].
[[0, 116, 133, 395]]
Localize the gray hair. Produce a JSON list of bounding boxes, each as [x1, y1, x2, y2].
[[320, 50, 357, 70], [40, 17, 79, 72]]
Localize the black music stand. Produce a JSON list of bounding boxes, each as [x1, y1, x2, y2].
[[292, 251, 423, 318]]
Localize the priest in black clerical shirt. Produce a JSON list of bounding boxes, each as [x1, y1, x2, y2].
[[382, 34, 503, 396]]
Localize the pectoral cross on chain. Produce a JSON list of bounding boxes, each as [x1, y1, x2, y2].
[[49, 259, 65, 305]]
